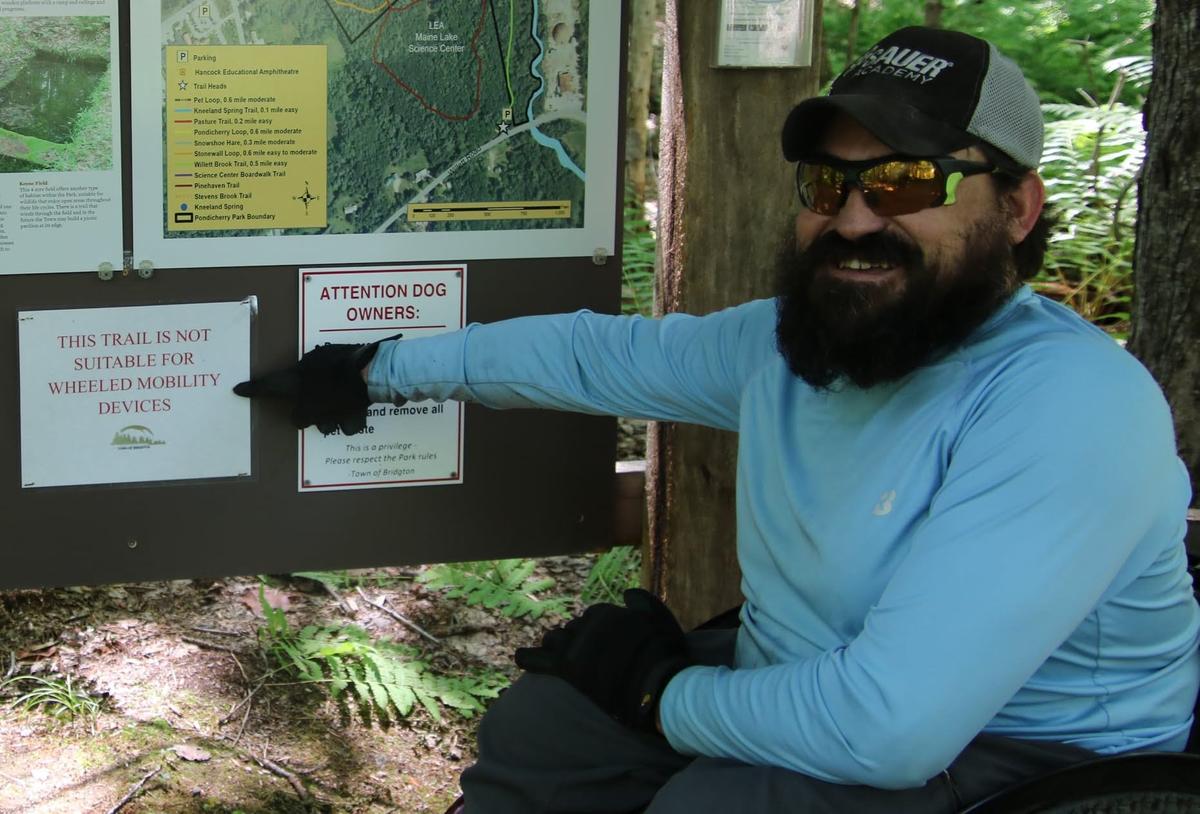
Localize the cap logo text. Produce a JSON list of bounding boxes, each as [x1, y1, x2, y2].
[[844, 45, 954, 85]]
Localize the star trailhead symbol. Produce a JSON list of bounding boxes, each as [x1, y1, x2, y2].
[[496, 120, 511, 135], [178, 80, 188, 91], [293, 181, 319, 214]]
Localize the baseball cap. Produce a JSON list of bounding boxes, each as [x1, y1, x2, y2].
[[782, 27, 1043, 171]]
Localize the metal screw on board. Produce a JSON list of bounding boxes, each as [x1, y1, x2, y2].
[[137, 261, 154, 280], [98, 262, 114, 281], [127, 539, 139, 550], [592, 248, 608, 266]]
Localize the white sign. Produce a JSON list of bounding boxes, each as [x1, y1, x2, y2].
[[19, 301, 252, 488], [0, 1, 123, 274], [717, 0, 813, 68], [299, 265, 466, 492]]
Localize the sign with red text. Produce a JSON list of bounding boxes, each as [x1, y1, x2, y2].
[[18, 301, 251, 488], [299, 265, 466, 492]]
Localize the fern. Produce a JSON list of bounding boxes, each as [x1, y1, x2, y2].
[[1035, 100, 1143, 337], [256, 586, 506, 725], [581, 547, 642, 605], [417, 559, 568, 619]]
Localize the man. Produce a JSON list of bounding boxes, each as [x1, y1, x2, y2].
[[238, 27, 1199, 814]]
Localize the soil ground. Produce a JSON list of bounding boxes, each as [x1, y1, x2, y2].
[[0, 557, 601, 814]]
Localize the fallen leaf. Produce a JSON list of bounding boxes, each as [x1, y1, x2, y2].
[[16, 641, 57, 660], [172, 744, 212, 762]]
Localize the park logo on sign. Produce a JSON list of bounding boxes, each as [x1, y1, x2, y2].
[[111, 425, 166, 450]]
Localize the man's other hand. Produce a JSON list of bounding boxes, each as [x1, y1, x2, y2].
[[233, 338, 394, 436], [515, 588, 689, 733]]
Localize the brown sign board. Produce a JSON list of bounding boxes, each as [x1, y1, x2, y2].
[[1, 3, 626, 590]]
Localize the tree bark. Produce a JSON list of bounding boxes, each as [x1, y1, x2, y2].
[[1129, 0, 1200, 507], [847, 0, 862, 65], [647, 0, 823, 630], [625, 0, 657, 206], [924, 0, 944, 28]]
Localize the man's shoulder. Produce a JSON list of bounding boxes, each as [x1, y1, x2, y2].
[[953, 293, 1171, 433], [966, 291, 1148, 384]]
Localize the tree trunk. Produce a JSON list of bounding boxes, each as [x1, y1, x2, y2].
[[1129, 0, 1200, 507], [847, 0, 862, 66], [625, 0, 657, 206], [924, 0, 944, 28], [647, 0, 823, 630]]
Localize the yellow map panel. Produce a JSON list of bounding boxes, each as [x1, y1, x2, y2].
[[166, 45, 327, 231]]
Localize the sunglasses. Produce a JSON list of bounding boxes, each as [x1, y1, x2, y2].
[[795, 155, 997, 217]]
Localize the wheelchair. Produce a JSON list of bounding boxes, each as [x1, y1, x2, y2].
[[443, 536, 1200, 813]]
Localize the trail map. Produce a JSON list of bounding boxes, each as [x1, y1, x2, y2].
[[131, 0, 618, 268]]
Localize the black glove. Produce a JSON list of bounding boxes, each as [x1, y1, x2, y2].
[[233, 336, 398, 436], [515, 588, 689, 732]]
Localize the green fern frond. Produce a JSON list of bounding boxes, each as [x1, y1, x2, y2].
[[418, 559, 568, 619], [258, 612, 510, 726]]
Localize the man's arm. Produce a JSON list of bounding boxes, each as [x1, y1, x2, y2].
[[364, 302, 777, 427], [658, 339, 1194, 787]]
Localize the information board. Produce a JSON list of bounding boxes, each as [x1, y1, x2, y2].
[[0, 1, 626, 591]]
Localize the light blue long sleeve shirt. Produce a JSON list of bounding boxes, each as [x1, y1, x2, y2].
[[367, 286, 1199, 789]]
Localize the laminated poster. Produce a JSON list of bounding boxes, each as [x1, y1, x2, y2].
[[18, 300, 253, 488], [299, 264, 466, 492], [0, 0, 122, 274], [131, 0, 620, 268]]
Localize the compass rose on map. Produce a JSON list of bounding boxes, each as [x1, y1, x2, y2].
[[293, 182, 320, 214]]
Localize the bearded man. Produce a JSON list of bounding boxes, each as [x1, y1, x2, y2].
[[238, 26, 1199, 814]]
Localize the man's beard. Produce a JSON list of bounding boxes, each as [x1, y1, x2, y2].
[[774, 219, 1020, 390]]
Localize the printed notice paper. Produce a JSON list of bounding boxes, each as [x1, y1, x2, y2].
[[19, 301, 252, 488], [716, 0, 813, 68], [0, 1, 123, 274], [299, 265, 466, 492]]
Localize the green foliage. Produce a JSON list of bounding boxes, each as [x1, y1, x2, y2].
[[417, 559, 568, 620], [1035, 89, 1143, 335], [257, 586, 506, 724], [0, 673, 103, 723], [581, 546, 642, 605], [622, 191, 657, 317], [821, 0, 1153, 106]]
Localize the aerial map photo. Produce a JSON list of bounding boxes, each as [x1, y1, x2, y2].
[[160, 0, 590, 237]]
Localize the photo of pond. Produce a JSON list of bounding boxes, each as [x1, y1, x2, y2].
[[0, 16, 113, 174]]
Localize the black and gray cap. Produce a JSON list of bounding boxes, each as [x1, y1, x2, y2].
[[782, 26, 1043, 170]]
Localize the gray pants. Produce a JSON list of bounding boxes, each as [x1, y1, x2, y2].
[[461, 630, 1097, 813]]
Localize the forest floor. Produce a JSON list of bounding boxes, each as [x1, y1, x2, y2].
[[0, 557, 598, 814]]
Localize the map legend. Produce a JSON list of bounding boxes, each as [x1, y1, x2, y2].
[[166, 45, 327, 231]]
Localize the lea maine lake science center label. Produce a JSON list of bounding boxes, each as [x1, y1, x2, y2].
[[166, 46, 327, 231]]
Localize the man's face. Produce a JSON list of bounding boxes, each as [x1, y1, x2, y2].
[[776, 113, 1022, 389]]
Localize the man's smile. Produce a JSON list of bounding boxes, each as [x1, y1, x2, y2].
[[827, 258, 902, 281]]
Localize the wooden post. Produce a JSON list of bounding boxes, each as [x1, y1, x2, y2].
[[647, 0, 823, 630]]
